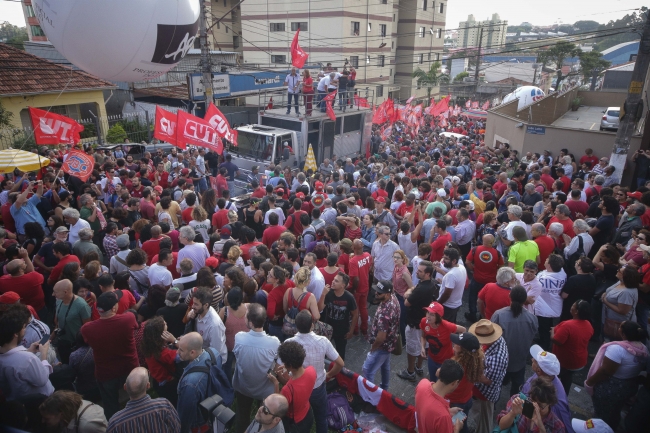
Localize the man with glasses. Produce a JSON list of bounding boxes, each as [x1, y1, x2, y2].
[[245, 394, 289, 433]]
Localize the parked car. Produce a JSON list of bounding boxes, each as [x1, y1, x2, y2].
[[600, 107, 620, 131]]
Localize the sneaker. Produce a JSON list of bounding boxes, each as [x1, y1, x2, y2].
[[397, 369, 416, 382], [414, 366, 424, 376]]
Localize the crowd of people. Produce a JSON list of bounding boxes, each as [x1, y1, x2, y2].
[[0, 113, 649, 433]]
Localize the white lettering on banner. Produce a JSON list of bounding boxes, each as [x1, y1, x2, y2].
[[160, 118, 175, 135], [206, 113, 228, 135], [40, 118, 72, 140], [184, 120, 218, 145]]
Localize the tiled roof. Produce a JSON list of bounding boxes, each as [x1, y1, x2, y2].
[[0, 43, 115, 96]]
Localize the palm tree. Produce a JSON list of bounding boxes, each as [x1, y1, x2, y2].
[[411, 61, 449, 101]]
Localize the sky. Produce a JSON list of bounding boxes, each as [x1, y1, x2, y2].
[[0, 0, 644, 29]]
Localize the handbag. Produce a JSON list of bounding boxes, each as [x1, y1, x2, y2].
[[491, 415, 520, 433], [391, 334, 403, 356], [313, 320, 333, 340]]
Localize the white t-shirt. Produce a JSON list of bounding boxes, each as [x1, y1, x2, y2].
[[411, 256, 424, 285], [148, 262, 173, 287], [605, 344, 646, 379], [533, 270, 567, 317], [97, 177, 121, 204], [516, 273, 542, 314], [438, 265, 467, 309], [264, 208, 285, 225], [398, 232, 418, 261], [190, 219, 212, 243], [504, 220, 527, 241]]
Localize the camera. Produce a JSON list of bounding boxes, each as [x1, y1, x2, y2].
[[200, 394, 236, 431]]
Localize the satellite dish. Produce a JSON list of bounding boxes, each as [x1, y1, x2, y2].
[[32, 0, 200, 82]]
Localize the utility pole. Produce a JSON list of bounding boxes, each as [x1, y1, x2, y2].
[[608, 11, 650, 184], [473, 27, 483, 95], [200, 2, 213, 115]]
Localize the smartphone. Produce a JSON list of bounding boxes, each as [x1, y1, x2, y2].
[[267, 356, 279, 377], [451, 411, 466, 423], [522, 400, 535, 419], [39, 334, 50, 345]]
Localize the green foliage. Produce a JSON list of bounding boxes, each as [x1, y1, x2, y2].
[[0, 99, 13, 128], [577, 51, 611, 82], [0, 23, 28, 50], [537, 41, 580, 89], [79, 122, 97, 139], [411, 62, 450, 100], [453, 72, 470, 82], [118, 117, 150, 143], [573, 20, 601, 32], [593, 7, 647, 52], [105, 124, 128, 144]]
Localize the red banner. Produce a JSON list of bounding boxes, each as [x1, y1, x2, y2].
[[433, 97, 449, 117], [482, 100, 490, 110], [354, 95, 370, 108], [153, 106, 183, 149], [61, 149, 94, 181], [205, 103, 238, 147], [323, 91, 337, 121], [176, 110, 223, 154], [290, 29, 309, 68], [471, 101, 479, 109], [465, 99, 472, 108], [29, 107, 84, 145]]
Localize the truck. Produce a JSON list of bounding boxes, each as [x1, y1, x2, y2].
[[229, 90, 374, 178]]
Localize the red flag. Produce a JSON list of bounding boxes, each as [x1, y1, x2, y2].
[[386, 99, 399, 124], [153, 106, 184, 149], [290, 29, 309, 68], [405, 96, 415, 105], [354, 95, 369, 108], [61, 149, 94, 181], [465, 99, 471, 108], [481, 100, 490, 110], [434, 97, 449, 117], [205, 103, 238, 146], [266, 97, 274, 109], [29, 107, 84, 145], [176, 110, 223, 154], [323, 91, 337, 121]]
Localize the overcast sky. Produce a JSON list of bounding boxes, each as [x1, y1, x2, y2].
[[0, 1, 643, 31]]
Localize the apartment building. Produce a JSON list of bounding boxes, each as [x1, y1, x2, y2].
[[20, 0, 47, 42], [458, 13, 507, 49]]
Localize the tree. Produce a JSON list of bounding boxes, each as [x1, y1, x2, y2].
[[594, 7, 647, 51], [0, 22, 28, 50], [105, 124, 128, 143], [411, 61, 450, 100], [573, 20, 600, 32], [453, 71, 470, 82], [577, 50, 611, 83], [537, 41, 580, 90], [0, 99, 14, 128]]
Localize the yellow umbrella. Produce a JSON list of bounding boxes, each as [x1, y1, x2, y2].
[[304, 143, 317, 172], [0, 149, 50, 174]]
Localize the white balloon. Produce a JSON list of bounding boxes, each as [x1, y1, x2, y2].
[[501, 86, 546, 111], [32, 0, 200, 82]]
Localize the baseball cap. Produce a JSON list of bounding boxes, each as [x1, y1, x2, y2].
[[437, 188, 447, 197], [450, 332, 480, 352], [153, 185, 163, 194], [220, 225, 232, 237], [172, 162, 180, 169], [468, 201, 475, 210], [452, 176, 461, 184], [55, 226, 70, 234], [530, 344, 561, 376], [372, 280, 393, 294], [375, 196, 386, 203], [339, 238, 353, 249], [423, 302, 444, 316], [296, 192, 306, 199], [571, 419, 613, 433], [96, 291, 122, 313], [627, 191, 642, 200], [116, 234, 130, 248], [181, 168, 190, 175], [0, 291, 21, 304], [205, 257, 219, 268], [275, 188, 285, 195], [314, 181, 324, 191]]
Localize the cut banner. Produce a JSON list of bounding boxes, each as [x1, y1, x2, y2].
[[153, 106, 183, 148], [176, 110, 223, 154], [29, 107, 84, 145], [205, 103, 238, 146]]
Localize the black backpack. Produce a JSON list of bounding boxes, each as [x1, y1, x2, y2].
[[184, 348, 234, 407], [587, 187, 600, 204]]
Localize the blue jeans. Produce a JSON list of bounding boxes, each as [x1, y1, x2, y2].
[[268, 323, 286, 342], [395, 293, 407, 343], [362, 349, 391, 390], [317, 90, 327, 112], [467, 278, 484, 317], [338, 90, 348, 109], [227, 180, 236, 197], [310, 381, 328, 433], [287, 93, 299, 113], [428, 358, 442, 382]]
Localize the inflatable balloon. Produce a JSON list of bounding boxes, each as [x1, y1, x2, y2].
[[501, 86, 546, 111], [32, 0, 200, 82]]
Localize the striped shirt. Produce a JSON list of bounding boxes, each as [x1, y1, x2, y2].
[[106, 395, 180, 433]]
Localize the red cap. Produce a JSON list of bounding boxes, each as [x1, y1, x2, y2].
[[296, 192, 306, 199], [423, 302, 445, 316], [153, 185, 163, 193], [181, 168, 190, 175], [205, 257, 219, 268], [376, 196, 386, 203], [275, 188, 284, 195], [0, 291, 21, 304], [314, 181, 324, 192], [627, 191, 643, 200]]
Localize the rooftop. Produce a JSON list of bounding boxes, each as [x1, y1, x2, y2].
[[551, 106, 607, 131], [0, 43, 115, 97]]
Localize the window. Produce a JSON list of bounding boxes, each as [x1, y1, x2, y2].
[[271, 55, 286, 64], [351, 21, 360, 36], [380, 24, 386, 37], [393, 14, 395, 22], [419, 27, 425, 38], [439, 2, 444, 13], [423, 0, 427, 11], [233, 36, 240, 49], [25, 5, 35, 17], [224, 0, 227, 6], [30, 25, 45, 37], [418, 54, 424, 64], [367, 22, 372, 32], [376, 85, 384, 98], [436, 53, 440, 61], [381, 0, 387, 3], [270, 23, 285, 32], [350, 56, 359, 68], [436, 28, 442, 38], [225, 26, 229, 33], [389, 68, 392, 76], [291, 22, 308, 31], [391, 41, 394, 49], [193, 38, 200, 49], [231, 11, 237, 23], [378, 55, 385, 67], [428, 53, 431, 61]]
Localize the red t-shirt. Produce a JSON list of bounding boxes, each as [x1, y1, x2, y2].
[[1, 202, 15, 233], [131, 186, 144, 198], [445, 374, 473, 404], [430, 232, 452, 262], [552, 319, 593, 370], [337, 254, 350, 275], [265, 283, 290, 323], [348, 252, 372, 294], [372, 189, 388, 200], [565, 199, 589, 220], [182, 207, 194, 224], [146, 347, 177, 383], [212, 209, 230, 230], [396, 202, 415, 220], [541, 174, 555, 191], [478, 283, 511, 320], [415, 379, 454, 433], [140, 199, 156, 221], [285, 210, 307, 236], [49, 255, 80, 283], [251, 188, 266, 199], [149, 171, 170, 189], [447, 209, 459, 226], [116, 289, 136, 314], [560, 176, 572, 194], [421, 317, 457, 364], [466, 246, 503, 285], [262, 225, 286, 248], [81, 312, 139, 382], [580, 155, 599, 168], [320, 267, 338, 287], [281, 366, 316, 423], [0, 271, 45, 312], [534, 235, 556, 267], [142, 237, 164, 265], [546, 216, 576, 238], [240, 241, 263, 262]]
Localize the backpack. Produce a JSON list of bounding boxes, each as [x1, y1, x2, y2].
[[184, 348, 234, 407], [587, 186, 600, 204], [326, 392, 356, 430], [282, 291, 308, 336], [459, 164, 472, 183]]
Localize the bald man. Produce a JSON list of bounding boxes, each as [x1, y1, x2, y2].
[[245, 393, 289, 433], [177, 332, 223, 433], [107, 367, 181, 433], [465, 233, 504, 323], [0, 246, 45, 317], [51, 279, 91, 364]]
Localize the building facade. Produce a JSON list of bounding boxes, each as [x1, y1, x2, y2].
[[458, 14, 507, 49]]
